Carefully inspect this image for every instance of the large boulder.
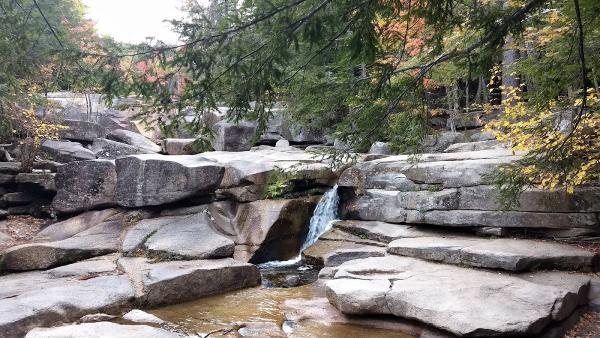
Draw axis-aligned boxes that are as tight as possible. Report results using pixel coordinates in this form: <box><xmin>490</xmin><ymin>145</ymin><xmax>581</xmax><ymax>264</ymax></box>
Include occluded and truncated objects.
<box><xmin>91</xmin><ymin>138</ymin><xmax>151</xmax><ymax>159</ymax></box>
<box><xmin>15</xmin><ymin>172</ymin><xmax>56</xmax><ymax>192</ymax></box>
<box><xmin>369</xmin><ymin>142</ymin><xmax>392</xmax><ymax>155</ymax></box>
<box><xmin>161</xmin><ymin>138</ymin><xmax>196</xmax><ymax>155</ymax></box>
<box><xmin>35</xmin><ymin>208</ymin><xmax>121</xmax><ymax>241</ymax></box>
<box><xmin>326</xmin><ymin>255</ymin><xmax>590</xmax><ymax>337</ymax></box>
<box><xmin>0</xmin><ymin>255</ymin><xmax>134</xmax><ymax>338</ymax></box>
<box><xmin>290</xmin><ymin>128</ymin><xmax>327</xmax><ymax>144</ymax></box>
<box><xmin>421</xmin><ymin>131</ymin><xmax>468</xmax><ymax>152</ymax></box>
<box><xmin>1</xmin><ymin>221</ymin><xmax>123</xmax><ymax>271</ymax></box>
<box><xmin>52</xmin><ymin>160</ymin><xmax>117</xmax><ymax>213</ymax></box>
<box><xmin>212</xmin><ymin>120</ymin><xmax>257</xmax><ymax>151</ymax></box>
<box><xmin>338</xmin><ymin>149</ymin><xmax>519</xmax><ymax>190</ymax></box>
<box><xmin>446</xmin><ymin>111</ymin><xmax>484</xmax><ymax>129</ymax></box>
<box><xmin>115</xmin><ymin>154</ymin><xmax>224</xmax><ymax>207</ymax></box>
<box><xmin>41</xmin><ymin>140</ymin><xmax>95</xmax><ymax>163</ymax></box>
<box><xmin>208</xmin><ymin>196</ymin><xmax>320</xmax><ymax>262</ymax></box>
<box><xmin>107</xmin><ymin>129</ymin><xmax>161</xmax><ymax>153</ymax></box>
<box><xmin>199</xmin><ymin>147</ymin><xmax>336</xmax><ymax>202</ymax></box>
<box><xmin>260</xmin><ymin>113</ymin><xmax>292</xmax><ymax>144</ymax></box>
<box><xmin>122</xmin><ymin>212</ymin><xmax>234</xmax><ymax>259</ymax></box>
<box><xmin>60</xmin><ymin>119</ymin><xmax>107</xmax><ymax>142</ymax></box>
<box><xmin>25</xmin><ymin>322</ymin><xmax>180</xmax><ymax>338</ymax></box>
<box><xmin>118</xmin><ymin>257</ymin><xmax>261</xmax><ymax>307</ymax></box>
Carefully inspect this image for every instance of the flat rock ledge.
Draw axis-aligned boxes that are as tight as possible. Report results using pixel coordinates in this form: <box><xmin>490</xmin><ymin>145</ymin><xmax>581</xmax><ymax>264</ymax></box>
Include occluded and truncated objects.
<box><xmin>0</xmin><ymin>255</ymin><xmax>260</xmax><ymax>337</ymax></box>
<box><xmin>326</xmin><ymin>256</ymin><xmax>591</xmax><ymax>337</ymax></box>
<box><xmin>25</xmin><ymin>322</ymin><xmax>181</xmax><ymax>338</ymax></box>
<box><xmin>115</xmin><ymin>154</ymin><xmax>225</xmax><ymax>207</ymax></box>
<box><xmin>118</xmin><ymin>257</ymin><xmax>260</xmax><ymax>307</ymax></box>
<box><xmin>387</xmin><ymin>235</ymin><xmax>599</xmax><ymax>272</ymax></box>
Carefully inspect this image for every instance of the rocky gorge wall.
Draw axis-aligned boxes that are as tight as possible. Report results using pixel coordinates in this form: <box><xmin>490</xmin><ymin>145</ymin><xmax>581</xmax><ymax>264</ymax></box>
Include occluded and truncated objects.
<box><xmin>0</xmin><ymin>97</ymin><xmax>599</xmax><ymax>337</ymax></box>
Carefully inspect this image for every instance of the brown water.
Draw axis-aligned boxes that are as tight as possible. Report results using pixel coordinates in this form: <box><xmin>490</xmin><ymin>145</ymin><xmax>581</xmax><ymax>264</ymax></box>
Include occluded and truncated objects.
<box><xmin>151</xmin><ymin>283</ymin><xmax>414</xmax><ymax>337</ymax></box>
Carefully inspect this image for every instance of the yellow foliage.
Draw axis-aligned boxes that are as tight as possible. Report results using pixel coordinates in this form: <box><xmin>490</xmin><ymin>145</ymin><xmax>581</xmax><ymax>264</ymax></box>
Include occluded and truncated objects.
<box><xmin>486</xmin><ymin>86</ymin><xmax>600</xmax><ymax>192</ymax></box>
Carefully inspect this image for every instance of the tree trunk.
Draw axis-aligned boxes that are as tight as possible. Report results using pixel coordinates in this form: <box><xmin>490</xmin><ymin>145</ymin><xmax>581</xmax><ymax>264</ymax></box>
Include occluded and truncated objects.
<box><xmin>501</xmin><ymin>35</ymin><xmax>520</xmax><ymax>104</ymax></box>
<box><xmin>446</xmin><ymin>86</ymin><xmax>456</xmax><ymax>132</ymax></box>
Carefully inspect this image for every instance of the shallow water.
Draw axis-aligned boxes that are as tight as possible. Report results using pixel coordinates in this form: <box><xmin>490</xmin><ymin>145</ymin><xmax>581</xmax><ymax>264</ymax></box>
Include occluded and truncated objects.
<box><xmin>150</xmin><ymin>283</ymin><xmax>412</xmax><ymax>338</ymax></box>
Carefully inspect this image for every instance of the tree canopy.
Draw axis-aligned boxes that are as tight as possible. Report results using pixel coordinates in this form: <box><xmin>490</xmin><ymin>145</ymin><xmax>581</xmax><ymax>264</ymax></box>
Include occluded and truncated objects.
<box><xmin>1</xmin><ymin>0</ymin><xmax>598</xmax><ymax>205</ymax></box>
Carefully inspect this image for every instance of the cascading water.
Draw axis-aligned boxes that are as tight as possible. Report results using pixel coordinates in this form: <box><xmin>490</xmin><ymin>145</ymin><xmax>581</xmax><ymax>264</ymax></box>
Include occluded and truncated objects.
<box><xmin>300</xmin><ymin>184</ymin><xmax>339</xmax><ymax>251</ymax></box>
<box><xmin>257</xmin><ymin>185</ymin><xmax>340</xmax><ymax>283</ymax></box>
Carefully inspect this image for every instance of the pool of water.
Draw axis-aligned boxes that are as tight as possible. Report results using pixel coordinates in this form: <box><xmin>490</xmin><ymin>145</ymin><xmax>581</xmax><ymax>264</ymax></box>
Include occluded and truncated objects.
<box><xmin>151</xmin><ymin>260</ymin><xmax>419</xmax><ymax>337</ymax></box>
<box><xmin>150</xmin><ymin>282</ymin><xmax>413</xmax><ymax>337</ymax></box>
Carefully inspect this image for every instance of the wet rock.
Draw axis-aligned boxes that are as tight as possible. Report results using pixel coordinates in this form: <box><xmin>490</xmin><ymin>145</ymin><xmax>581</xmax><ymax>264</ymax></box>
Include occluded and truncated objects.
<box><xmin>1</xmin><ymin>221</ymin><xmax>122</xmax><ymax>271</ymax></box>
<box><xmin>162</xmin><ymin>138</ymin><xmax>196</xmax><ymax>155</ymax></box>
<box><xmin>118</xmin><ymin>257</ymin><xmax>261</xmax><ymax>307</ymax></box>
<box><xmin>327</xmin><ymin>278</ymin><xmax>392</xmax><ymax>314</ymax></box>
<box><xmin>41</xmin><ymin>140</ymin><xmax>96</xmax><ymax>163</ymax></box>
<box><xmin>387</xmin><ymin>236</ymin><xmax>598</xmax><ymax>271</ymax></box>
<box><xmin>327</xmin><ymin>256</ymin><xmax>589</xmax><ymax>336</ymax></box>
<box><xmin>60</xmin><ymin>119</ymin><xmax>107</xmax><ymax>142</ymax></box>
<box><xmin>115</xmin><ymin>154</ymin><xmax>224</xmax><ymax>207</ymax></box>
<box><xmin>52</xmin><ymin>160</ymin><xmax>117</xmax><ymax>213</ymax></box>
<box><xmin>108</xmin><ymin>129</ymin><xmax>161</xmax><ymax>153</ymax></box>
<box><xmin>91</xmin><ymin>138</ymin><xmax>150</xmax><ymax>159</ymax></box>
<box><xmin>208</xmin><ymin>196</ymin><xmax>320</xmax><ymax>263</ymax></box>
<box><xmin>35</xmin><ymin>208</ymin><xmax>121</xmax><ymax>241</ymax></box>
<box><xmin>212</xmin><ymin>120</ymin><xmax>257</xmax><ymax>151</ymax></box>
<box><xmin>78</xmin><ymin>313</ymin><xmax>118</xmax><ymax>323</ymax></box>
<box><xmin>122</xmin><ymin>309</ymin><xmax>164</xmax><ymax>324</ymax></box>
<box><xmin>25</xmin><ymin>322</ymin><xmax>180</xmax><ymax>338</ymax></box>
<box><xmin>0</xmin><ymin>173</ymin><xmax>15</xmax><ymax>185</ymax></box>
<box><xmin>283</xmin><ymin>297</ymin><xmax>450</xmax><ymax>337</ymax></box>
<box><xmin>238</xmin><ymin>321</ymin><xmax>286</xmax><ymax>337</ymax></box>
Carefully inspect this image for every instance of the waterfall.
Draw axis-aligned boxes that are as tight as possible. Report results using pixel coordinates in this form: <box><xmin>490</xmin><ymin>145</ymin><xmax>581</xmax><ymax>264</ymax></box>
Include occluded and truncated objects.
<box><xmin>258</xmin><ymin>185</ymin><xmax>340</xmax><ymax>268</ymax></box>
<box><xmin>300</xmin><ymin>185</ymin><xmax>339</xmax><ymax>251</ymax></box>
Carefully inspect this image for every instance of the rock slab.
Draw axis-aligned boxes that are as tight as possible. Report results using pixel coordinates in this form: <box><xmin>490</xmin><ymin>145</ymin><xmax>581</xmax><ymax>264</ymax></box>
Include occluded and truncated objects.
<box><xmin>52</xmin><ymin>160</ymin><xmax>117</xmax><ymax>213</ymax></box>
<box><xmin>115</xmin><ymin>154</ymin><xmax>224</xmax><ymax>207</ymax></box>
<box><xmin>327</xmin><ymin>256</ymin><xmax>590</xmax><ymax>336</ymax></box>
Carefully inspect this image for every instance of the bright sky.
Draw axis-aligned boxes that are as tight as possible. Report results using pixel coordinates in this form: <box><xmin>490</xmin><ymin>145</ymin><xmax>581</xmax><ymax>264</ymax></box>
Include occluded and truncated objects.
<box><xmin>82</xmin><ymin>0</ymin><xmax>199</xmax><ymax>44</ymax></box>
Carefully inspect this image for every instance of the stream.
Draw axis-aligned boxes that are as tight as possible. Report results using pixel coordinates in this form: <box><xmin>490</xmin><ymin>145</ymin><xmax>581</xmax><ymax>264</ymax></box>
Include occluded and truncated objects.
<box><xmin>150</xmin><ymin>186</ymin><xmax>414</xmax><ymax>337</ymax></box>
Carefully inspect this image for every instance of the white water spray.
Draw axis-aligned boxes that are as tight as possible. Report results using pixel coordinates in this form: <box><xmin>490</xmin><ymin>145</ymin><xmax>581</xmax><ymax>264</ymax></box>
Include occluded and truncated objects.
<box><xmin>300</xmin><ymin>185</ymin><xmax>339</xmax><ymax>251</ymax></box>
<box><xmin>258</xmin><ymin>185</ymin><xmax>340</xmax><ymax>268</ymax></box>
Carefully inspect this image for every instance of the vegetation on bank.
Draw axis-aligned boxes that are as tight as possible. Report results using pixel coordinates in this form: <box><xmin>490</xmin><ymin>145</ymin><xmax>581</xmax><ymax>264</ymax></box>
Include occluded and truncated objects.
<box><xmin>0</xmin><ymin>0</ymin><xmax>598</xmax><ymax>206</ymax></box>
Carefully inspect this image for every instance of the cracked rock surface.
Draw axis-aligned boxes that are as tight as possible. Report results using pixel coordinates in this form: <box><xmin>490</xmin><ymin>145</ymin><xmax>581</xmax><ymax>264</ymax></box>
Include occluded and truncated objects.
<box><xmin>326</xmin><ymin>255</ymin><xmax>591</xmax><ymax>336</ymax></box>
